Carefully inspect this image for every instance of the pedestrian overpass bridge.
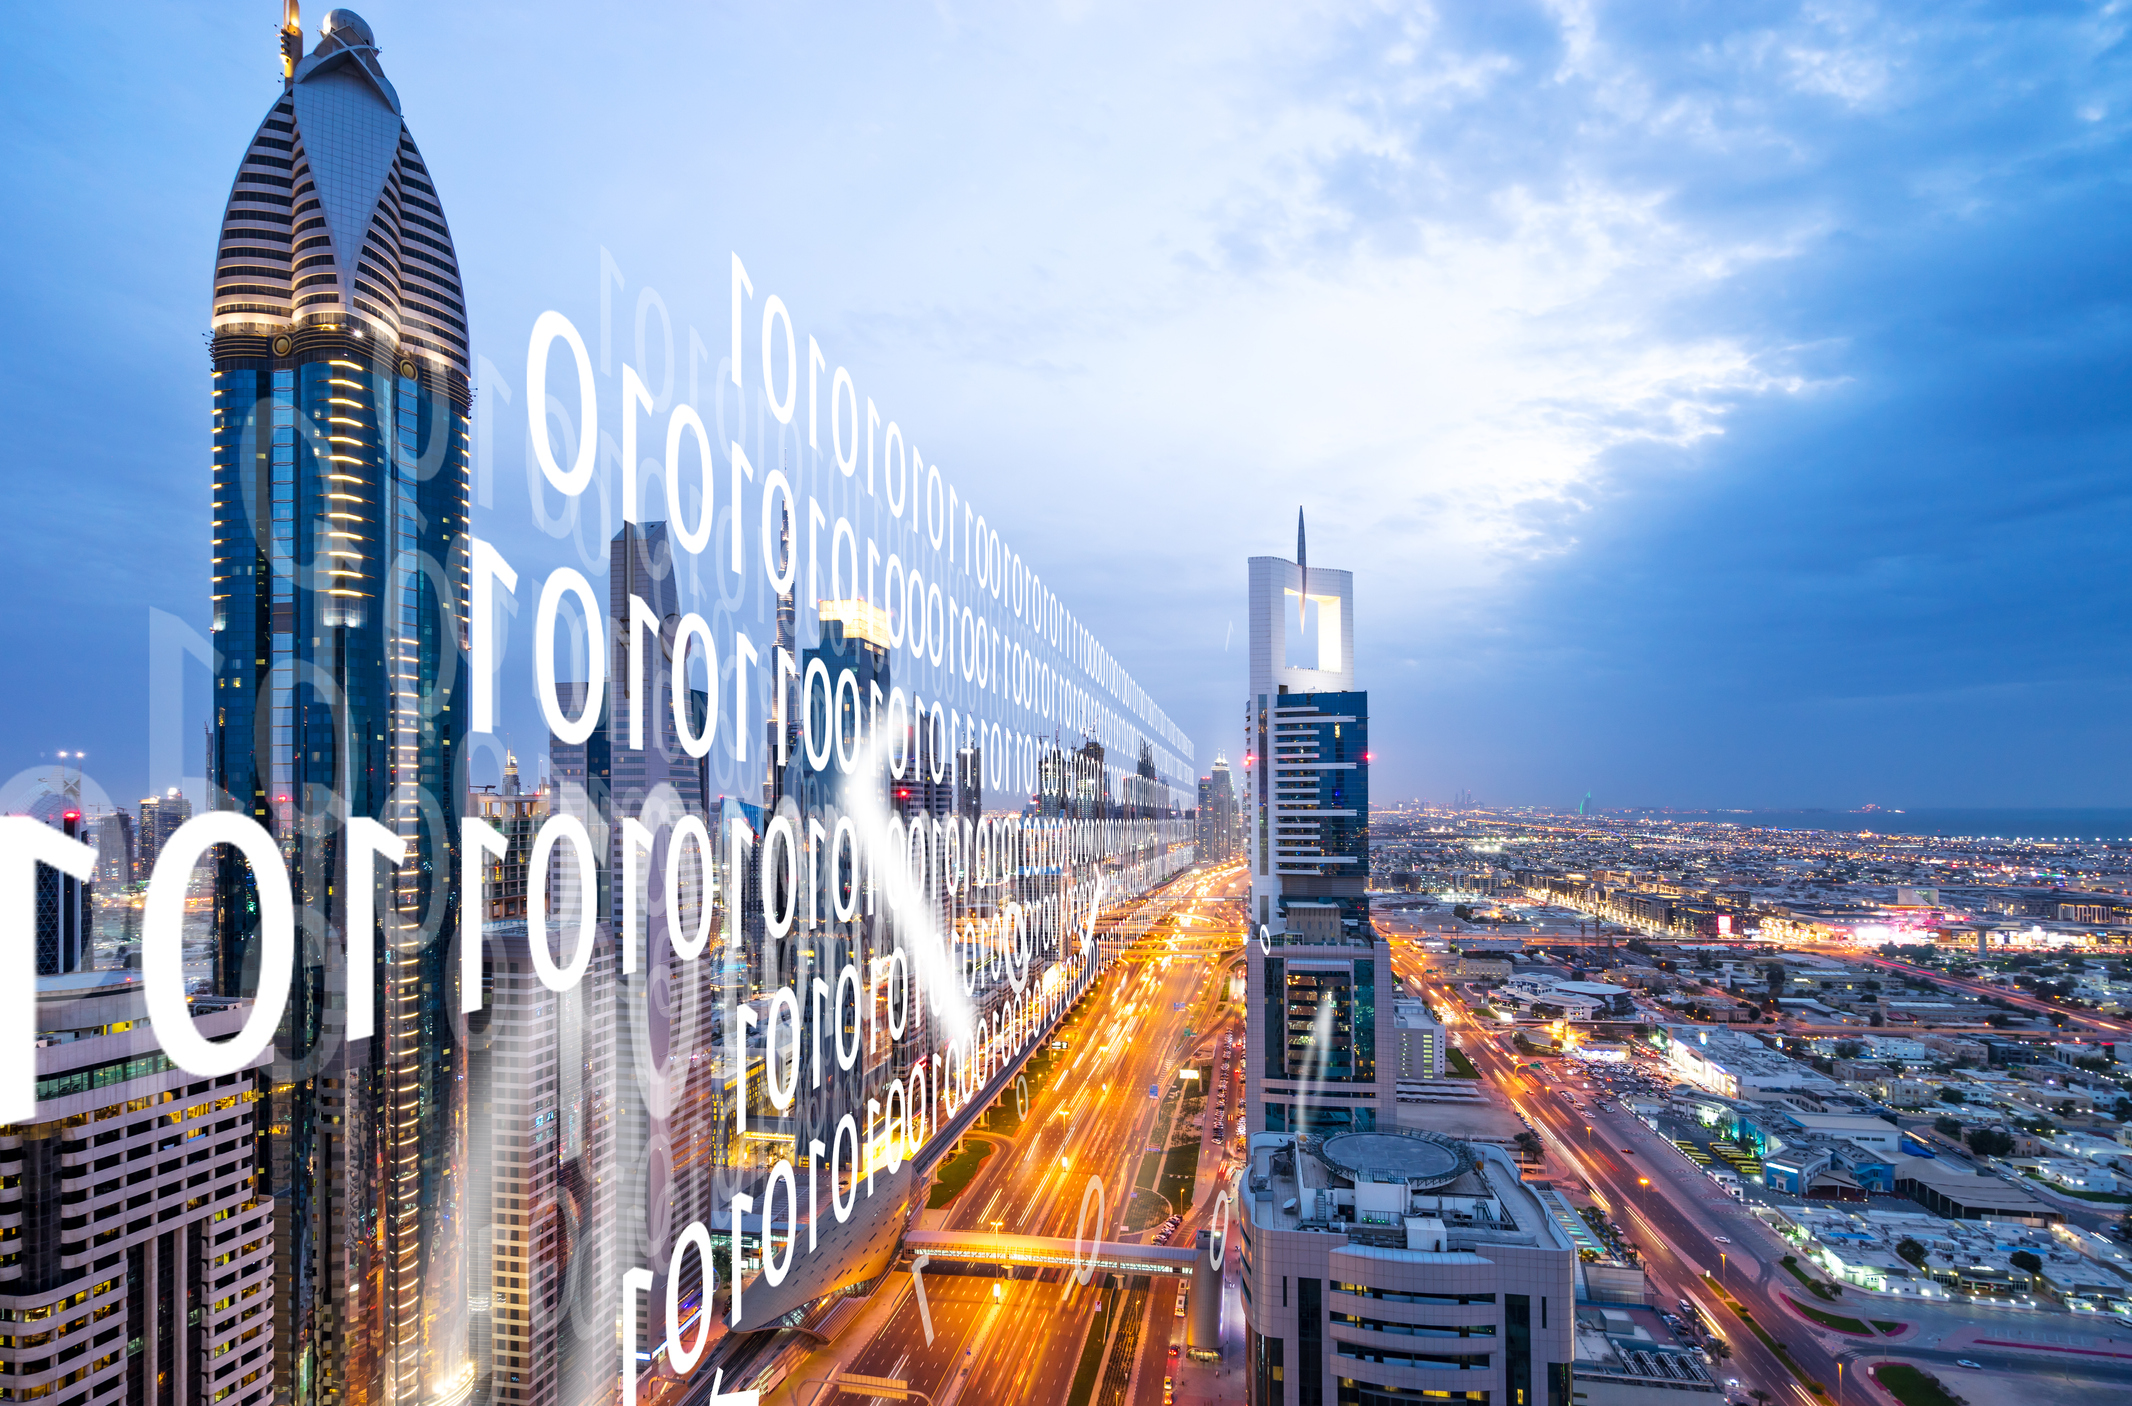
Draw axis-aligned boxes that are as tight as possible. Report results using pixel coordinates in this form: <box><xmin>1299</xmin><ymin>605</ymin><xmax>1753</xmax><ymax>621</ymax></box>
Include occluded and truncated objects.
<box><xmin>903</xmin><ymin>1229</ymin><xmax>1200</xmax><ymax>1277</ymax></box>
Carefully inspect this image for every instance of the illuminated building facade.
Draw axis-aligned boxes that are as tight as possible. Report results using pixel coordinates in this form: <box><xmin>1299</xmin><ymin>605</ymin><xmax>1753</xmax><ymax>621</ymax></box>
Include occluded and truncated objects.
<box><xmin>1239</xmin><ymin>1131</ymin><xmax>1576</xmax><ymax>1406</ymax></box>
<box><xmin>1198</xmin><ymin>754</ymin><xmax>1238</xmax><ymax>864</ymax></box>
<box><xmin>32</xmin><ymin>807</ymin><xmax>93</xmax><ymax>976</ymax></box>
<box><xmin>1242</xmin><ymin>519</ymin><xmax>1392</xmax><ymax>1139</ymax></box>
<box><xmin>133</xmin><ymin>794</ymin><xmax>190</xmax><ymax>885</ymax></box>
<box><xmin>1244</xmin><ymin>522</ymin><xmax>1358</xmax><ymax>935</ymax></box>
<box><xmin>471</xmin><ymin>757</ymin><xmax>544</xmax><ymax>923</ymax></box>
<box><xmin>2</xmin><ymin>972</ymin><xmax>275</xmax><ymax>1406</ymax></box>
<box><xmin>205</xmin><ymin>12</ymin><xmax>471</xmax><ymax>1406</ymax></box>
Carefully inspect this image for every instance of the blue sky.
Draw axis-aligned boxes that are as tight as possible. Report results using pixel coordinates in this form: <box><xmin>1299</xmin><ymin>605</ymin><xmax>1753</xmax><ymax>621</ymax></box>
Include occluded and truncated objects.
<box><xmin>3</xmin><ymin>1</ymin><xmax>2129</xmax><ymax>812</ymax></box>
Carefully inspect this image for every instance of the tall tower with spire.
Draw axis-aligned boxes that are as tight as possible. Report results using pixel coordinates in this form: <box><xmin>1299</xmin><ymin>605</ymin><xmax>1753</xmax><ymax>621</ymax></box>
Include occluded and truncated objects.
<box><xmin>1241</xmin><ymin>511</ymin><xmax>1387</xmax><ymax>1131</ymax></box>
<box><xmin>207</xmin><ymin>10</ymin><xmax>471</xmax><ymax>1406</ymax></box>
<box><xmin>1245</xmin><ymin>509</ymin><xmax>1355</xmax><ymax>932</ymax></box>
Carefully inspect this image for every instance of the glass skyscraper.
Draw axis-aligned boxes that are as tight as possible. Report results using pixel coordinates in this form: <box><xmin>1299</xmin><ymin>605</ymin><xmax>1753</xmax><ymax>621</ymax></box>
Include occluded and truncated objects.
<box><xmin>206</xmin><ymin>11</ymin><xmax>471</xmax><ymax>1406</ymax></box>
<box><xmin>1242</xmin><ymin>531</ymin><xmax>1396</xmax><ymax>1136</ymax></box>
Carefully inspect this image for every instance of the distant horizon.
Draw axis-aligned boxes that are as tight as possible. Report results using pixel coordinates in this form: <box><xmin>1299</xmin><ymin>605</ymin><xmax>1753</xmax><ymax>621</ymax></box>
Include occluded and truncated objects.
<box><xmin>1387</xmin><ymin>803</ymin><xmax>2132</xmax><ymax>843</ymax></box>
<box><xmin>1407</xmin><ymin>804</ymin><xmax>2132</xmax><ymax>814</ymax></box>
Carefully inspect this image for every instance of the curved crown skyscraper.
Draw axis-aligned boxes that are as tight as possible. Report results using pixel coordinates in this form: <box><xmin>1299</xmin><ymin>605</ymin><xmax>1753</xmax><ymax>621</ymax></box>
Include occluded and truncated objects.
<box><xmin>212</xmin><ymin>8</ymin><xmax>469</xmax><ymax>374</ymax></box>
<box><xmin>208</xmin><ymin>9</ymin><xmax>470</xmax><ymax>1406</ymax></box>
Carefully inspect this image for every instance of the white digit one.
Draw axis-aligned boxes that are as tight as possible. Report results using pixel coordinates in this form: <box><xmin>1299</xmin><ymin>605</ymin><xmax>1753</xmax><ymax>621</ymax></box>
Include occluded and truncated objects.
<box><xmin>0</xmin><ymin>819</ymin><xmax>96</xmax><ymax>1121</ymax></box>
<box><xmin>460</xmin><ymin>817</ymin><xmax>507</xmax><ymax>1012</ymax></box>
<box><xmin>343</xmin><ymin>818</ymin><xmax>406</xmax><ymax>1042</ymax></box>
<box><xmin>621</xmin><ymin>1267</ymin><xmax>655</xmax><ymax>1406</ymax></box>
<box><xmin>144</xmin><ymin>813</ymin><xmax>293</xmax><ymax>1079</ymax></box>
<box><xmin>469</xmin><ymin>537</ymin><xmax>517</xmax><ymax>735</ymax></box>
<box><xmin>620</xmin><ymin>816</ymin><xmax>654</xmax><ymax>976</ymax></box>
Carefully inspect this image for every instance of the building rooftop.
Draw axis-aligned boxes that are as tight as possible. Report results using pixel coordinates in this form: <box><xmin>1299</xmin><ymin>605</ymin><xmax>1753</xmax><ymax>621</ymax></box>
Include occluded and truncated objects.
<box><xmin>1317</xmin><ymin>1129</ymin><xmax>1467</xmax><ymax>1188</ymax></box>
<box><xmin>1573</xmin><ymin>1305</ymin><xmax>1720</xmax><ymax>1396</ymax></box>
<box><xmin>1245</xmin><ymin>1130</ymin><xmax>1575</xmax><ymax>1255</ymax></box>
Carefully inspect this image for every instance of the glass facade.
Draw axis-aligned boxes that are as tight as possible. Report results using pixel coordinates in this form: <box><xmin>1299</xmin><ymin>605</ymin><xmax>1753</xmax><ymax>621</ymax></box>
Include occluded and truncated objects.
<box><xmin>209</xmin><ymin>332</ymin><xmax>471</xmax><ymax>1406</ymax></box>
<box><xmin>1506</xmin><ymin>1295</ymin><xmax>1530</xmax><ymax>1406</ymax></box>
<box><xmin>1271</xmin><ymin>960</ymin><xmax>1374</xmax><ymax>1084</ymax></box>
<box><xmin>1299</xmin><ymin>1277</ymin><xmax>1323</xmax><ymax>1406</ymax></box>
<box><xmin>1250</xmin><ymin>1326</ymin><xmax>1284</xmax><ymax>1406</ymax></box>
<box><xmin>1269</xmin><ymin>690</ymin><xmax>1368</xmax><ymax>929</ymax></box>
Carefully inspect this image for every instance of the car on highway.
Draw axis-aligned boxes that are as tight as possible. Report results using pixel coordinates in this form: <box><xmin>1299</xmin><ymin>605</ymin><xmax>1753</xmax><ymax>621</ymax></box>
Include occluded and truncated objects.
<box><xmin>1713</xmin><ymin>1235</ymin><xmax>1730</xmax><ymax>1243</ymax></box>
<box><xmin>1956</xmin><ymin>1361</ymin><xmax>1981</xmax><ymax>1370</ymax></box>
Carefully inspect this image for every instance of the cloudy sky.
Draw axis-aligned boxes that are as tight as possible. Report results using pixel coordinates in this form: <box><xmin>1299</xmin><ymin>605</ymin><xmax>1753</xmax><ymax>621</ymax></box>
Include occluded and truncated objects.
<box><xmin>5</xmin><ymin>1</ymin><xmax>2130</xmax><ymax>811</ymax></box>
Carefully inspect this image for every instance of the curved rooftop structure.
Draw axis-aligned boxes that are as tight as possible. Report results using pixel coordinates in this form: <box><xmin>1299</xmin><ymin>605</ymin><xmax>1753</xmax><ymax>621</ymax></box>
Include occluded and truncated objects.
<box><xmin>1316</xmin><ymin>1128</ymin><xmax>1470</xmax><ymax>1189</ymax></box>
<box><xmin>212</xmin><ymin>7</ymin><xmax>468</xmax><ymax>379</ymax></box>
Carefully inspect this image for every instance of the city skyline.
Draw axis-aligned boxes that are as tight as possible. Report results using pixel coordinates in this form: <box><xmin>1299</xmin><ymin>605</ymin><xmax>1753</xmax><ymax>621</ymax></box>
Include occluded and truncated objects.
<box><xmin>12</xmin><ymin>11</ymin><xmax>2132</xmax><ymax>1406</ymax></box>
<box><xmin>8</xmin><ymin>4</ymin><xmax>2132</xmax><ymax>811</ymax></box>
<box><xmin>17</xmin><ymin>14</ymin><xmax>2132</xmax><ymax>1406</ymax></box>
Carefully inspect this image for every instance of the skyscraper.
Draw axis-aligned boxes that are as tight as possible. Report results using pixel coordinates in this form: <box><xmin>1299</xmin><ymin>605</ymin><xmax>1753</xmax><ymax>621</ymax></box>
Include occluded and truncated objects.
<box><xmin>96</xmin><ymin>806</ymin><xmax>136</xmax><ymax>887</ymax></box>
<box><xmin>31</xmin><ymin>805</ymin><xmax>93</xmax><ymax>976</ymax></box>
<box><xmin>1237</xmin><ymin>522</ymin><xmax>1576</xmax><ymax>1406</ymax></box>
<box><xmin>206</xmin><ymin>10</ymin><xmax>471</xmax><ymax>1406</ymax></box>
<box><xmin>1196</xmin><ymin>753</ymin><xmax>1237</xmax><ymax>864</ymax></box>
<box><xmin>471</xmin><ymin>754</ymin><xmax>545</xmax><ymax>922</ymax></box>
<box><xmin>1241</xmin><ymin>517</ymin><xmax>1390</xmax><ymax>1135</ymax></box>
<box><xmin>135</xmin><ymin>790</ymin><xmax>191</xmax><ymax>884</ymax></box>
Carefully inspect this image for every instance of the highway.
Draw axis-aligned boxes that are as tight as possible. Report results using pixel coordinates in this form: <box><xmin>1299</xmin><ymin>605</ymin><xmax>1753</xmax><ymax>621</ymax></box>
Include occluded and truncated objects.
<box><xmin>813</xmin><ymin>864</ymin><xmax>1246</xmax><ymax>1405</ymax></box>
<box><xmin>1839</xmin><ymin>949</ymin><xmax>2132</xmax><ymax>1037</ymax></box>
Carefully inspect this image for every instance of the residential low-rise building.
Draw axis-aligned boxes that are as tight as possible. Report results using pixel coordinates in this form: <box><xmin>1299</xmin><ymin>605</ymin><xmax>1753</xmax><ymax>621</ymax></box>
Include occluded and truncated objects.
<box><xmin>1570</xmin><ymin>1304</ymin><xmax>1721</xmax><ymax>1406</ymax></box>
<box><xmin>2032</xmin><ymin>1160</ymin><xmax>2117</xmax><ymax>1194</ymax></box>
<box><xmin>1894</xmin><ymin>1157</ymin><xmax>2061</xmax><ymax>1225</ymax></box>
<box><xmin>1393</xmin><ymin>1001</ymin><xmax>1447</xmax><ymax>1080</ymax></box>
<box><xmin>1778</xmin><ymin>1113</ymin><xmax>1902</xmax><ymax>1156</ymax></box>
<box><xmin>1664</xmin><ymin>1026</ymin><xmax>1838</xmax><ymax>1100</ymax></box>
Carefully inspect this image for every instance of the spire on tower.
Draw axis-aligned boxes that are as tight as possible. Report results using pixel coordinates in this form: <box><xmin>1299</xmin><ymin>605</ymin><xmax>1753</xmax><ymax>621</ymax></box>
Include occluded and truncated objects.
<box><xmin>280</xmin><ymin>2</ymin><xmax>303</xmax><ymax>85</ymax></box>
<box><xmin>1297</xmin><ymin>506</ymin><xmax>1308</xmax><ymax>629</ymax></box>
